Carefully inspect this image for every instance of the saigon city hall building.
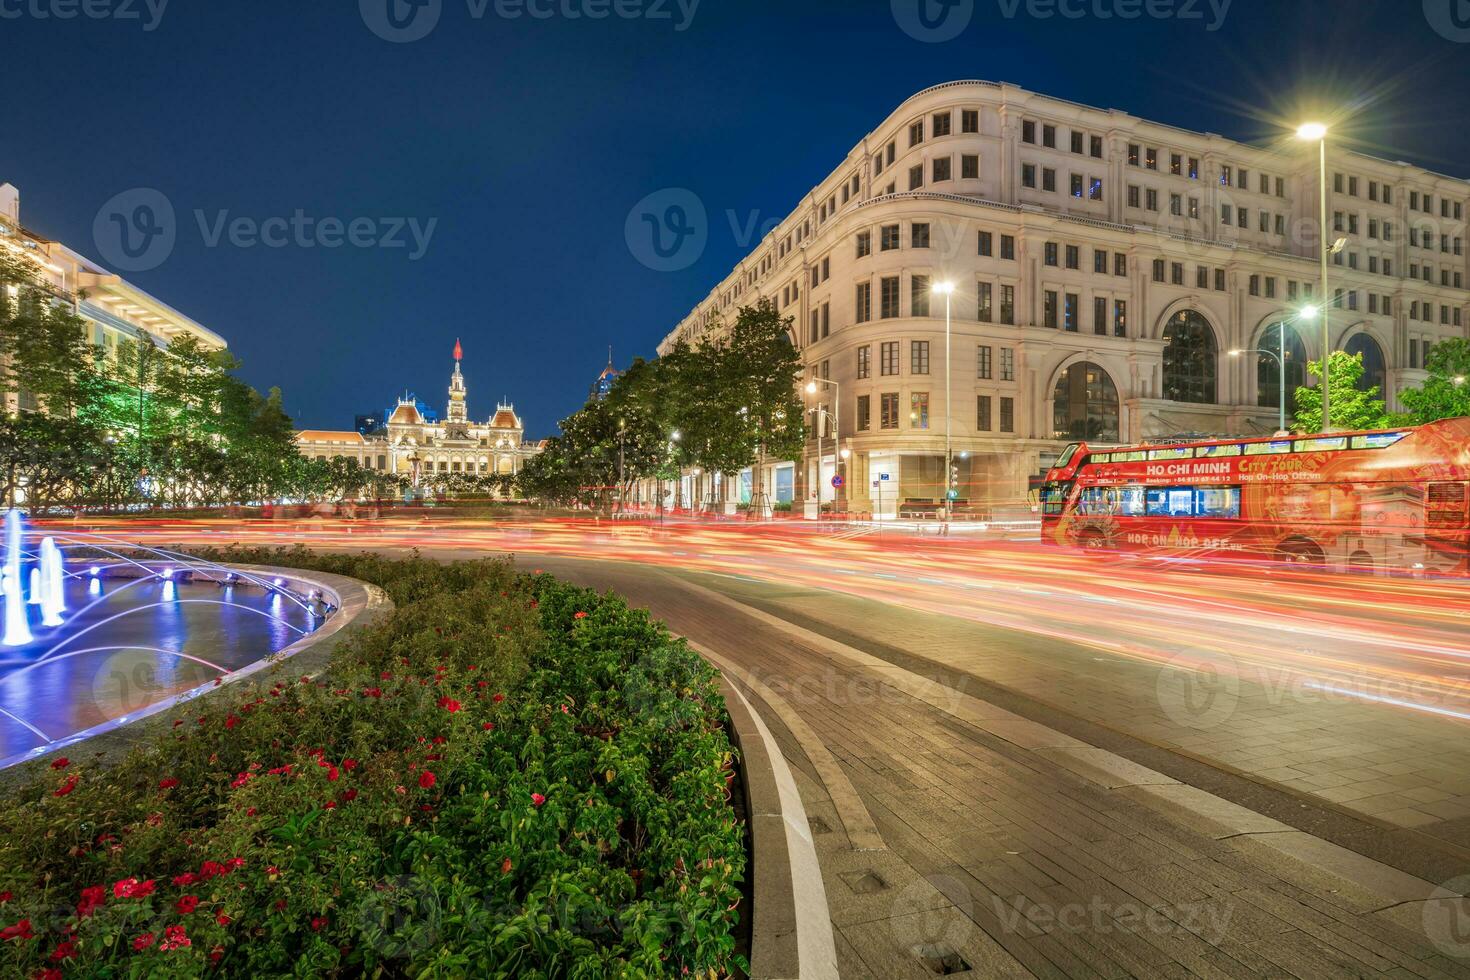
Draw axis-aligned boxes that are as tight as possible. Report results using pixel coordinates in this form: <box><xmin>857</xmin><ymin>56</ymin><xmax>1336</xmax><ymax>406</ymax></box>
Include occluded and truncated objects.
<box><xmin>658</xmin><ymin>81</ymin><xmax>1469</xmax><ymax>517</ymax></box>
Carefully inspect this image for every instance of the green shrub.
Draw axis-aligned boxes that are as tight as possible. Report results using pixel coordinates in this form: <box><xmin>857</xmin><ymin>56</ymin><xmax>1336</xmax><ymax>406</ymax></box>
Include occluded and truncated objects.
<box><xmin>0</xmin><ymin>549</ymin><xmax>744</xmax><ymax>978</ymax></box>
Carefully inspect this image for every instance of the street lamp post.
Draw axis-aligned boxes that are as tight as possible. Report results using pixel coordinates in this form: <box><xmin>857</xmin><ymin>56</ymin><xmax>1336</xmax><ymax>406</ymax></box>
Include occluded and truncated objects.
<box><xmin>1230</xmin><ymin>307</ymin><xmax>1315</xmax><ymax>434</ymax></box>
<box><xmin>1297</xmin><ymin>122</ymin><xmax>1331</xmax><ymax>431</ymax></box>
<box><xmin>932</xmin><ymin>281</ymin><xmax>955</xmax><ymax>519</ymax></box>
<box><xmin>805</xmin><ymin>377</ymin><xmax>842</xmax><ymax>513</ymax></box>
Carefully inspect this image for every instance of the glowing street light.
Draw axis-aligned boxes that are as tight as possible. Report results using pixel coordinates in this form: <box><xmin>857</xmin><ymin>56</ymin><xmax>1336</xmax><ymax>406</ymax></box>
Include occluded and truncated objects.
<box><xmin>1297</xmin><ymin>122</ymin><xmax>1332</xmax><ymax>431</ymax></box>
<box><xmin>806</xmin><ymin>376</ymin><xmax>842</xmax><ymax>511</ymax></box>
<box><xmin>932</xmin><ymin>281</ymin><xmax>956</xmax><ymax>518</ymax></box>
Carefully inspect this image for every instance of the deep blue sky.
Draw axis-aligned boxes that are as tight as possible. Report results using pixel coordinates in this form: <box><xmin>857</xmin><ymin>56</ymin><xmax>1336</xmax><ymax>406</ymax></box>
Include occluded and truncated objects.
<box><xmin>5</xmin><ymin>0</ymin><xmax>1468</xmax><ymax>435</ymax></box>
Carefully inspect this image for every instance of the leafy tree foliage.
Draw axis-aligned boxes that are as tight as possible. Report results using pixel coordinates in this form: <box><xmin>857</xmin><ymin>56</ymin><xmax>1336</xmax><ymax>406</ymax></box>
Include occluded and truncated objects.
<box><xmin>1398</xmin><ymin>338</ymin><xmax>1470</xmax><ymax>424</ymax></box>
<box><xmin>1291</xmin><ymin>351</ymin><xmax>1398</xmax><ymax>432</ymax></box>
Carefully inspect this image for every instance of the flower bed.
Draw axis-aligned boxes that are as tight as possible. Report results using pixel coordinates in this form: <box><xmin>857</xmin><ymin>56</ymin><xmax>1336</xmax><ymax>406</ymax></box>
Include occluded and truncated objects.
<box><xmin>0</xmin><ymin>549</ymin><xmax>745</xmax><ymax>978</ymax></box>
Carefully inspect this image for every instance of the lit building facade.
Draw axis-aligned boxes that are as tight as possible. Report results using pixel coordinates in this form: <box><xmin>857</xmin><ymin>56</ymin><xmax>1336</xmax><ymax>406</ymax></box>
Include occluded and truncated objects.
<box><xmin>657</xmin><ymin>81</ymin><xmax>1469</xmax><ymax>517</ymax></box>
<box><xmin>0</xmin><ymin>182</ymin><xmax>226</xmax><ymax>414</ymax></box>
<box><xmin>295</xmin><ymin>341</ymin><xmax>542</xmax><ymax>483</ymax></box>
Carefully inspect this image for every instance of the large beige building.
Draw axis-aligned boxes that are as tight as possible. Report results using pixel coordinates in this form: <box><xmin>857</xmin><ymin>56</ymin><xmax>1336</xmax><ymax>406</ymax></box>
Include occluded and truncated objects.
<box><xmin>296</xmin><ymin>341</ymin><xmax>541</xmax><ymax>484</ymax></box>
<box><xmin>0</xmin><ymin>182</ymin><xmax>225</xmax><ymax>414</ymax></box>
<box><xmin>658</xmin><ymin>81</ymin><xmax>1469</xmax><ymax>517</ymax></box>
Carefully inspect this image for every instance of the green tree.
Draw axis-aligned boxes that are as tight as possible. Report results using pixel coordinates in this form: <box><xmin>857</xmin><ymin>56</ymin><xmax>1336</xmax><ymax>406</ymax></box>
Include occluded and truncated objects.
<box><xmin>721</xmin><ymin>302</ymin><xmax>803</xmax><ymax>511</ymax></box>
<box><xmin>1292</xmin><ymin>350</ymin><xmax>1397</xmax><ymax>432</ymax></box>
<box><xmin>1398</xmin><ymin>338</ymin><xmax>1470</xmax><ymax>424</ymax></box>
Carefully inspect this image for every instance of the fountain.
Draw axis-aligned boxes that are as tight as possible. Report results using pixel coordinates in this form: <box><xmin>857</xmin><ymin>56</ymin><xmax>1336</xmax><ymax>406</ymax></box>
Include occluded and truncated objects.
<box><xmin>0</xmin><ymin>512</ymin><xmax>334</xmax><ymax>768</ymax></box>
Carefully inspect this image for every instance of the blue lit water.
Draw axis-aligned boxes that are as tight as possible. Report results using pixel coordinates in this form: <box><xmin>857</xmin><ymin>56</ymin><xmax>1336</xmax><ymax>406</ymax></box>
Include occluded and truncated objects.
<box><xmin>0</xmin><ymin>576</ymin><xmax>313</xmax><ymax>762</ymax></box>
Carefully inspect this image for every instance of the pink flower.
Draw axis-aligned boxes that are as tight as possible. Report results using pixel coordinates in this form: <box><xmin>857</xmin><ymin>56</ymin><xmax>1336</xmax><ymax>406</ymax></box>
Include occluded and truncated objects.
<box><xmin>50</xmin><ymin>757</ymin><xmax>70</xmax><ymax>770</ymax></box>
<box><xmin>531</xmin><ymin>793</ymin><xmax>546</xmax><ymax>807</ymax></box>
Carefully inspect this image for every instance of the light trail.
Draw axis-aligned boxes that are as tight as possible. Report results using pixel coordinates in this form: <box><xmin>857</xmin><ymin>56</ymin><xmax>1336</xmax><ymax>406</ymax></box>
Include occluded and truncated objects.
<box><xmin>47</xmin><ymin>514</ymin><xmax>1470</xmax><ymax>726</ymax></box>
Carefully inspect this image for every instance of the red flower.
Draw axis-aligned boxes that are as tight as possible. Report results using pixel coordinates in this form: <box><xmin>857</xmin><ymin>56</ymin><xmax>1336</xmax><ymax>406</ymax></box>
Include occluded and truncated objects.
<box><xmin>342</xmin><ymin>758</ymin><xmax>358</xmax><ymax>771</ymax></box>
<box><xmin>225</xmin><ymin>715</ymin><xmax>240</xmax><ymax>730</ymax></box>
<box><xmin>501</xmin><ymin>857</ymin><xmax>512</xmax><ymax>874</ymax></box>
<box><xmin>230</xmin><ymin>772</ymin><xmax>252</xmax><ymax>789</ymax></box>
<box><xmin>531</xmin><ymin>792</ymin><xmax>546</xmax><ymax>807</ymax></box>
<box><xmin>53</xmin><ymin>775</ymin><xmax>78</xmax><ymax>797</ymax></box>
<box><xmin>215</xmin><ymin>912</ymin><xmax>231</xmax><ymax>926</ymax></box>
<box><xmin>573</xmin><ymin>611</ymin><xmax>588</xmax><ymax>620</ymax></box>
<box><xmin>132</xmin><ymin>932</ymin><xmax>155</xmax><ymax>951</ymax></box>
<box><xmin>482</xmin><ymin>722</ymin><xmax>495</xmax><ymax>731</ymax></box>
<box><xmin>76</xmin><ymin>886</ymin><xmax>106</xmax><ymax>918</ymax></box>
<box><xmin>324</xmin><ymin>801</ymin><xmax>336</xmax><ymax>810</ymax></box>
<box><xmin>50</xmin><ymin>939</ymin><xmax>76</xmax><ymax>962</ymax></box>
<box><xmin>50</xmin><ymin>757</ymin><xmax>69</xmax><ymax>770</ymax></box>
<box><xmin>172</xmin><ymin>872</ymin><xmax>197</xmax><ymax>887</ymax></box>
<box><xmin>326</xmin><ymin>766</ymin><xmax>340</xmax><ymax>782</ymax></box>
<box><xmin>560</xmin><ymin>704</ymin><xmax>570</xmax><ymax>714</ymax></box>
<box><xmin>310</xmin><ymin>917</ymin><xmax>327</xmax><ymax>931</ymax></box>
<box><xmin>0</xmin><ymin>891</ymin><xmax>10</xmax><ymax>903</ymax></box>
<box><xmin>418</xmin><ymin>770</ymin><xmax>436</xmax><ymax>790</ymax></box>
<box><xmin>343</xmin><ymin>789</ymin><xmax>358</xmax><ymax>802</ymax></box>
<box><xmin>437</xmin><ymin>696</ymin><xmax>461</xmax><ymax>713</ymax></box>
<box><xmin>112</xmin><ymin>878</ymin><xmax>155</xmax><ymax>900</ymax></box>
<box><xmin>160</xmin><ymin>924</ymin><xmax>191</xmax><ymax>951</ymax></box>
<box><xmin>158</xmin><ymin>778</ymin><xmax>179</xmax><ymax>790</ymax></box>
<box><xmin>37</xmin><ymin>969</ymin><xmax>62</xmax><ymax>980</ymax></box>
<box><xmin>225</xmin><ymin>857</ymin><xmax>246</xmax><ymax>871</ymax></box>
<box><xmin>0</xmin><ymin>918</ymin><xmax>33</xmax><ymax>941</ymax></box>
<box><xmin>175</xmin><ymin>895</ymin><xmax>199</xmax><ymax>915</ymax></box>
<box><xmin>493</xmin><ymin>693</ymin><xmax>505</xmax><ymax>703</ymax></box>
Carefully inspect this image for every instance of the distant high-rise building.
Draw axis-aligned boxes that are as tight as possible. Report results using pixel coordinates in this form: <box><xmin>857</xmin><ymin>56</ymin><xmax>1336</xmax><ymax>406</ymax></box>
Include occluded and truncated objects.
<box><xmin>588</xmin><ymin>348</ymin><xmax>620</xmax><ymax>402</ymax></box>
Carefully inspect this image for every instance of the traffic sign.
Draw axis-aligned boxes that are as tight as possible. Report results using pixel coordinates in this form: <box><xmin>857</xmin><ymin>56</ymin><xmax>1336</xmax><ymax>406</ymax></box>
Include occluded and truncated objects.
<box><xmin>879</xmin><ymin>472</ymin><xmax>890</xmax><ymax>481</ymax></box>
<box><xmin>871</xmin><ymin>480</ymin><xmax>881</xmax><ymax>488</ymax></box>
<box><xmin>831</xmin><ymin>474</ymin><xmax>844</xmax><ymax>488</ymax></box>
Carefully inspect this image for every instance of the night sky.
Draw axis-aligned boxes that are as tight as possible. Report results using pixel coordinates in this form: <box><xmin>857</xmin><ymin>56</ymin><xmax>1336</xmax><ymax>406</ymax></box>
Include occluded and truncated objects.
<box><xmin>5</xmin><ymin>0</ymin><xmax>1468</xmax><ymax>436</ymax></box>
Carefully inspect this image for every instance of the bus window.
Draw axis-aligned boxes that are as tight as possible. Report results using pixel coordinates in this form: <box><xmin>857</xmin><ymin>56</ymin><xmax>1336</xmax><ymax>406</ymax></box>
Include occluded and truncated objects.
<box><xmin>1244</xmin><ymin>440</ymin><xmax>1291</xmax><ymax>456</ymax></box>
<box><xmin>1145</xmin><ymin>486</ymin><xmax>1195</xmax><ymax>516</ymax></box>
<box><xmin>1197</xmin><ymin>443</ymin><xmax>1242</xmax><ymax>458</ymax></box>
<box><xmin>1294</xmin><ymin>436</ymin><xmax>1348</xmax><ymax>452</ymax></box>
<box><xmin>1114</xmin><ymin>450</ymin><xmax>1147</xmax><ymax>462</ymax></box>
<box><xmin>1078</xmin><ymin>486</ymin><xmax>1145</xmax><ymax>516</ymax></box>
<box><xmin>1054</xmin><ymin>444</ymin><xmax>1080</xmax><ymax>469</ymax></box>
<box><xmin>1090</xmin><ymin>453</ymin><xmax>1113</xmax><ymax>464</ymax></box>
<box><xmin>1350</xmin><ymin>432</ymin><xmax>1407</xmax><ymax>450</ymax></box>
<box><xmin>1147</xmin><ymin>447</ymin><xmax>1193</xmax><ymax>461</ymax></box>
<box><xmin>1118</xmin><ymin>486</ymin><xmax>1146</xmax><ymax>516</ymax></box>
<box><xmin>1195</xmin><ymin>487</ymin><xmax>1241</xmax><ymax>518</ymax></box>
<box><xmin>1041</xmin><ymin>482</ymin><xmax>1069</xmax><ymax>516</ymax></box>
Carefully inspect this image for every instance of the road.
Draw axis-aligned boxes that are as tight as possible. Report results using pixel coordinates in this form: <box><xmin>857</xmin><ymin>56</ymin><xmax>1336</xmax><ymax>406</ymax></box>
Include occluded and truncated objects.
<box><xmin>41</xmin><ymin>514</ymin><xmax>1470</xmax><ymax>976</ymax></box>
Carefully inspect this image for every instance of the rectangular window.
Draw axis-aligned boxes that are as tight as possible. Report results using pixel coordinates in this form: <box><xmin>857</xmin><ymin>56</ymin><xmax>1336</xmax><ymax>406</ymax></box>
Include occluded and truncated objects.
<box><xmin>880</xmin><ymin>392</ymin><xmax>899</xmax><ymax>429</ymax></box>
<box><xmin>909</xmin><ymin>120</ymin><xmax>924</xmax><ymax>146</ymax></box>
<box><xmin>821</xmin><ymin>302</ymin><xmax>830</xmax><ymax>338</ymax></box>
<box><xmin>978</xmin><ymin>230</ymin><xmax>993</xmax><ymax>256</ymax></box>
<box><xmin>1093</xmin><ymin>296</ymin><xmax>1107</xmax><ymax>336</ymax></box>
<box><xmin>911</xmin><ymin>392</ymin><xmax>929</xmax><ymax>429</ymax></box>
<box><xmin>1000</xmin><ymin>235</ymin><xmax>1015</xmax><ymax>260</ymax></box>
<box><xmin>880</xmin><ymin>278</ymin><xmax>900</xmax><ymax>319</ymax></box>
<box><xmin>1000</xmin><ymin>285</ymin><xmax>1015</xmax><ymax>324</ymax></box>
<box><xmin>1000</xmin><ymin>397</ymin><xmax>1014</xmax><ymax>433</ymax></box>
<box><xmin>1000</xmin><ymin>348</ymin><xmax>1014</xmax><ymax>381</ymax></box>
<box><xmin>1044</xmin><ymin>242</ymin><xmax>1058</xmax><ymax>266</ymax></box>
<box><xmin>1064</xmin><ymin>292</ymin><xmax>1079</xmax><ymax>332</ymax></box>
<box><xmin>1090</xmin><ymin>134</ymin><xmax>1103</xmax><ymax>158</ymax></box>
<box><xmin>1021</xmin><ymin>163</ymin><xmax>1036</xmax><ymax>189</ymax></box>
<box><xmin>977</xmin><ymin>282</ymin><xmax>993</xmax><ymax>322</ymax></box>
<box><xmin>1113</xmin><ymin>299</ymin><xmax>1127</xmax><ymax>337</ymax></box>
<box><xmin>932</xmin><ymin>157</ymin><xmax>951</xmax><ymax>182</ymax></box>
<box><xmin>1114</xmin><ymin>253</ymin><xmax>1127</xmax><ymax>277</ymax></box>
<box><xmin>1127</xmin><ymin>143</ymin><xmax>1139</xmax><ymax>166</ymax></box>
<box><xmin>1214</xmin><ymin>268</ymin><xmax>1226</xmax><ymax>291</ymax></box>
<box><xmin>856</xmin><ymin>395</ymin><xmax>870</xmax><ymax>431</ymax></box>
<box><xmin>912</xmin><ymin>223</ymin><xmax>931</xmax><ymax>248</ymax></box>
<box><xmin>1128</xmin><ymin>185</ymin><xmax>1140</xmax><ymax>208</ymax></box>
<box><xmin>1070</xmin><ymin>130</ymin><xmax>1083</xmax><ymax>154</ymax></box>
<box><xmin>977</xmin><ymin>395</ymin><xmax>992</xmax><ymax>431</ymax></box>
<box><xmin>1171</xmin><ymin>262</ymin><xmax>1184</xmax><ymax>285</ymax></box>
<box><xmin>1189</xmin><ymin>157</ymin><xmax>1200</xmax><ymax>180</ymax></box>
<box><xmin>1065</xmin><ymin>244</ymin><xmax>1079</xmax><ymax>269</ymax></box>
<box><xmin>881</xmin><ymin>224</ymin><xmax>900</xmax><ymax>250</ymax></box>
<box><xmin>1022</xmin><ymin>120</ymin><xmax>1036</xmax><ymax>144</ymax></box>
<box><xmin>908</xmin><ymin>164</ymin><xmax>924</xmax><ymax>190</ymax></box>
<box><xmin>855</xmin><ymin>283</ymin><xmax>871</xmax><ymax>323</ymax></box>
<box><xmin>857</xmin><ymin>345</ymin><xmax>871</xmax><ymax>379</ymax></box>
<box><xmin>961</xmin><ymin>154</ymin><xmax>979</xmax><ymax>179</ymax></box>
<box><xmin>911</xmin><ymin>340</ymin><xmax>930</xmax><ymax>374</ymax></box>
<box><xmin>1152</xmin><ymin>258</ymin><xmax>1165</xmax><ymax>282</ymax></box>
<box><xmin>1070</xmin><ymin>173</ymin><xmax>1084</xmax><ymax>198</ymax></box>
<box><xmin>1094</xmin><ymin>249</ymin><xmax>1108</xmax><ymax>274</ymax></box>
<box><xmin>856</xmin><ymin>231</ymin><xmax>871</xmax><ymax>258</ymax></box>
<box><xmin>962</xmin><ymin>109</ymin><xmax>979</xmax><ymax>133</ymax></box>
<box><xmin>977</xmin><ymin>344</ymin><xmax>993</xmax><ymax>379</ymax></box>
<box><xmin>1043</xmin><ymin>168</ymin><xmax>1056</xmax><ymax>192</ymax></box>
<box><xmin>878</xmin><ymin>341</ymin><xmax>903</xmax><ymax>378</ymax></box>
<box><xmin>932</xmin><ymin>112</ymin><xmax>951</xmax><ymax>137</ymax></box>
<box><xmin>911</xmin><ymin>274</ymin><xmax>931</xmax><ymax>316</ymax></box>
<box><xmin>1043</xmin><ymin>124</ymin><xmax>1056</xmax><ymax>148</ymax></box>
<box><xmin>1044</xmin><ymin>290</ymin><xmax>1058</xmax><ymax>328</ymax></box>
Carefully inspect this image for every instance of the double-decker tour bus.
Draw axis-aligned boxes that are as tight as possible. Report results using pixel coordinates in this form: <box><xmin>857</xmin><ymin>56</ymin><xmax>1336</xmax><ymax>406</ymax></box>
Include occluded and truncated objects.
<box><xmin>1040</xmin><ymin>418</ymin><xmax>1470</xmax><ymax>573</ymax></box>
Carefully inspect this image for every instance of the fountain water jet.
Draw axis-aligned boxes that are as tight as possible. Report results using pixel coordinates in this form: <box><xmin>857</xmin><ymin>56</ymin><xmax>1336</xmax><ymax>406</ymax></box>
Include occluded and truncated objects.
<box><xmin>2</xmin><ymin>511</ymin><xmax>32</xmax><ymax>646</ymax></box>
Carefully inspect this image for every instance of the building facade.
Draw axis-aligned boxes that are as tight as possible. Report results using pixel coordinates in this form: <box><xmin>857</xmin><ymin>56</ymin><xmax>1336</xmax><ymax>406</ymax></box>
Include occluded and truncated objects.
<box><xmin>295</xmin><ymin>341</ymin><xmax>541</xmax><ymax>483</ymax></box>
<box><xmin>0</xmin><ymin>182</ymin><xmax>226</xmax><ymax>413</ymax></box>
<box><xmin>657</xmin><ymin>81</ymin><xmax>1469</xmax><ymax>517</ymax></box>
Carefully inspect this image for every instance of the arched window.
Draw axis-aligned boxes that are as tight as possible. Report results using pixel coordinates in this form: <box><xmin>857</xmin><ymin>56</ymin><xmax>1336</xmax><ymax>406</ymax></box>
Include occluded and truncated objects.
<box><xmin>1344</xmin><ymin>333</ymin><xmax>1386</xmax><ymax>395</ymax></box>
<box><xmin>1257</xmin><ymin>320</ymin><xmax>1307</xmax><ymax>415</ymax></box>
<box><xmin>1053</xmin><ymin>362</ymin><xmax>1120</xmax><ymax>442</ymax></box>
<box><xmin>1161</xmin><ymin>310</ymin><xmax>1217</xmax><ymax>404</ymax></box>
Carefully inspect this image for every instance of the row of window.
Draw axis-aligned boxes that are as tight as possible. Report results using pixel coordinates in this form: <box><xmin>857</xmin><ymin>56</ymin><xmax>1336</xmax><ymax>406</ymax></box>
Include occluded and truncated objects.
<box><xmin>851</xmin><ymin>341</ymin><xmax>1018</xmax><ymax>381</ymax></box>
<box><xmin>1075</xmin><ymin>485</ymin><xmax>1243</xmax><ymax>519</ymax></box>
<box><xmin>852</xmin><ymin>392</ymin><xmax>1016</xmax><ymax>433</ymax></box>
<box><xmin>1335</xmin><ymin>171</ymin><xmax>1467</xmax><ymax>222</ymax></box>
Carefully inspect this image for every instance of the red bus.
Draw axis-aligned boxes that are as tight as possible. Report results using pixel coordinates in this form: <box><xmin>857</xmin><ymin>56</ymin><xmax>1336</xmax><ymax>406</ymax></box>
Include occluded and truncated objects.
<box><xmin>1040</xmin><ymin>418</ymin><xmax>1470</xmax><ymax>574</ymax></box>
